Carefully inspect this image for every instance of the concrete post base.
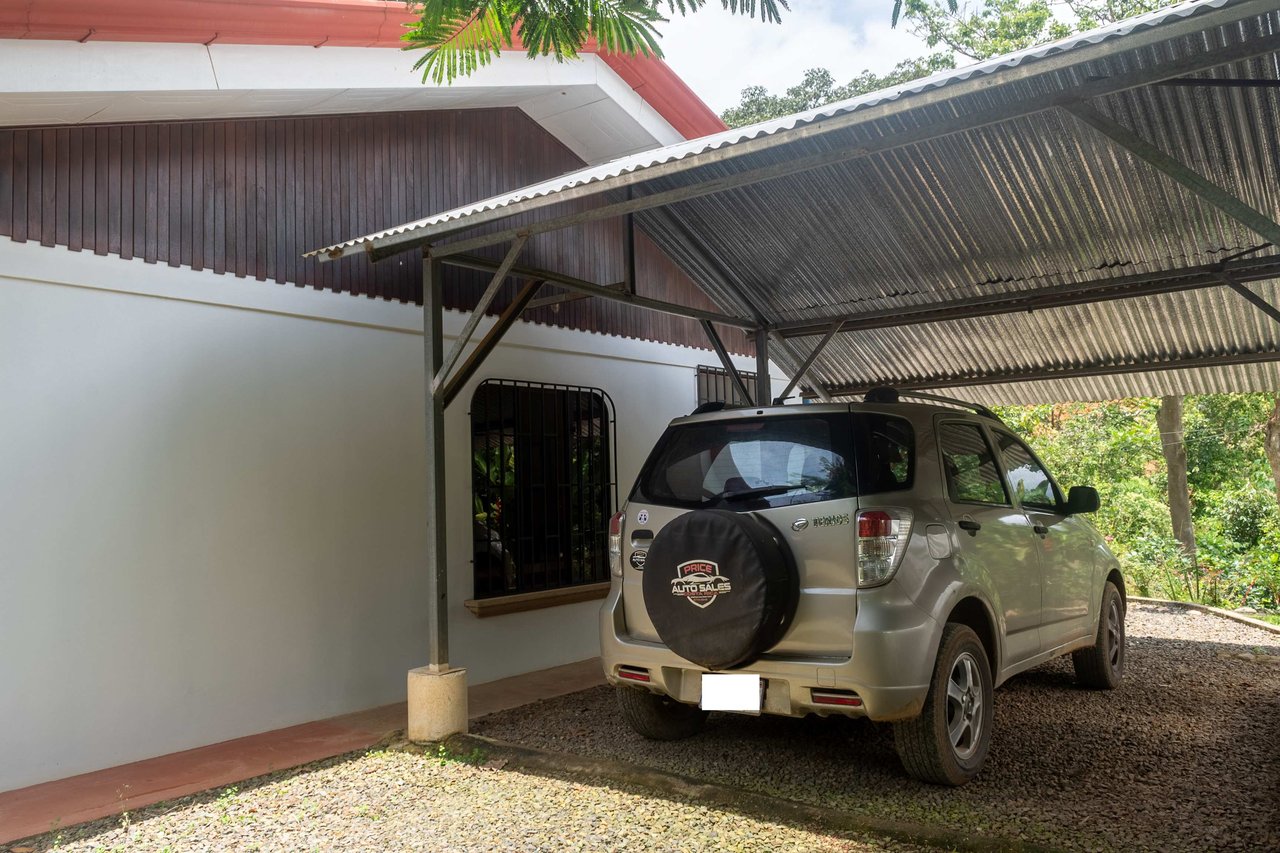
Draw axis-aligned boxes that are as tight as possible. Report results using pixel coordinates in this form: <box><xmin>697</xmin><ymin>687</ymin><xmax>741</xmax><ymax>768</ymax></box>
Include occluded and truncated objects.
<box><xmin>407</xmin><ymin>666</ymin><xmax>469</xmax><ymax>742</ymax></box>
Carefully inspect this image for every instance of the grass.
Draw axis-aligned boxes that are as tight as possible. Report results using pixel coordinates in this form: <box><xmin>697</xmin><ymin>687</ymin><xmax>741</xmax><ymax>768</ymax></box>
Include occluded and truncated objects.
<box><xmin>1255</xmin><ymin>612</ymin><xmax>1280</xmax><ymax>626</ymax></box>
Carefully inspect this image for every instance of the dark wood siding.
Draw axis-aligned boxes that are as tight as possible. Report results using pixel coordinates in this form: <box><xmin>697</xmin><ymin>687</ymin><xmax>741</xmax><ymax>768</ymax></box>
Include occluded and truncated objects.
<box><xmin>0</xmin><ymin>109</ymin><xmax>747</xmax><ymax>353</ymax></box>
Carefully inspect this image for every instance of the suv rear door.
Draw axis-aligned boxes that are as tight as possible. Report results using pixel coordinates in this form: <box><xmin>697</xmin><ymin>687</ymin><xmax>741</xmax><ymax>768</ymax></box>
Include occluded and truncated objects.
<box><xmin>937</xmin><ymin>419</ymin><xmax>1044</xmax><ymax>666</ymax></box>
<box><xmin>624</xmin><ymin>409</ymin><xmax>863</xmax><ymax>660</ymax></box>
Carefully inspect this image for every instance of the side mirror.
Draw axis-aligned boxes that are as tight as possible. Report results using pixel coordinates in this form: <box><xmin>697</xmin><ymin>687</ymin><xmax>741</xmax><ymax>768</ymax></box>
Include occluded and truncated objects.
<box><xmin>1064</xmin><ymin>485</ymin><xmax>1100</xmax><ymax>514</ymax></box>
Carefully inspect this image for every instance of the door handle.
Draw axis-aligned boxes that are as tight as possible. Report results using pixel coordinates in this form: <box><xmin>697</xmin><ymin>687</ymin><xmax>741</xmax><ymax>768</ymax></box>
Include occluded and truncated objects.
<box><xmin>1033</xmin><ymin>524</ymin><xmax>1049</xmax><ymax>537</ymax></box>
<box><xmin>958</xmin><ymin>519</ymin><xmax>982</xmax><ymax>535</ymax></box>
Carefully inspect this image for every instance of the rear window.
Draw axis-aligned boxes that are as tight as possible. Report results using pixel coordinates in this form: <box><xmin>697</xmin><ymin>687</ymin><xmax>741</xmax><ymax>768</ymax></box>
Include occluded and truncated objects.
<box><xmin>631</xmin><ymin>413</ymin><xmax>914</xmax><ymax>510</ymax></box>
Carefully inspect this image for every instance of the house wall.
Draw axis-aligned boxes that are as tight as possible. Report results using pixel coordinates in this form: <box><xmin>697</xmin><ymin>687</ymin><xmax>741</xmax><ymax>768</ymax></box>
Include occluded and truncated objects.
<box><xmin>0</xmin><ymin>237</ymin><xmax>780</xmax><ymax>793</ymax></box>
<box><xmin>0</xmin><ymin>109</ymin><xmax>751</xmax><ymax>353</ymax></box>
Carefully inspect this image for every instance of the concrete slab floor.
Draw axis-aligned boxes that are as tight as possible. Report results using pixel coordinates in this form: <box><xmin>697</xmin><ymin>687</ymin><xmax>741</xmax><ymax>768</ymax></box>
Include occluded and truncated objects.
<box><xmin>0</xmin><ymin>657</ymin><xmax>604</xmax><ymax>845</ymax></box>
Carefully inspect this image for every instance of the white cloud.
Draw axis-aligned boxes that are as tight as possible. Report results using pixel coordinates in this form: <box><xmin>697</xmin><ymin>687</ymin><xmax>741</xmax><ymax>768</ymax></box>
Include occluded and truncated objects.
<box><xmin>656</xmin><ymin>1</ymin><xmax>937</xmax><ymax>113</ymax></box>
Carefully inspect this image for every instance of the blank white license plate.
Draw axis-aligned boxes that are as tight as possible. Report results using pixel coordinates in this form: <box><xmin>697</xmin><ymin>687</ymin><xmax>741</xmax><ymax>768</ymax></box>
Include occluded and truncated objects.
<box><xmin>700</xmin><ymin>673</ymin><xmax>762</xmax><ymax>712</ymax></box>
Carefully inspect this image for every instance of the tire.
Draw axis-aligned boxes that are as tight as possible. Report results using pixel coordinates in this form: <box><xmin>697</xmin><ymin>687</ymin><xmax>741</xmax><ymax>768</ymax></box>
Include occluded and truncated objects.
<box><xmin>642</xmin><ymin>509</ymin><xmax>798</xmax><ymax>671</ymax></box>
<box><xmin>1073</xmin><ymin>581</ymin><xmax>1125</xmax><ymax>689</ymax></box>
<box><xmin>893</xmin><ymin>624</ymin><xmax>993</xmax><ymax>786</ymax></box>
<box><xmin>615</xmin><ymin>685</ymin><xmax>708</xmax><ymax>741</ymax></box>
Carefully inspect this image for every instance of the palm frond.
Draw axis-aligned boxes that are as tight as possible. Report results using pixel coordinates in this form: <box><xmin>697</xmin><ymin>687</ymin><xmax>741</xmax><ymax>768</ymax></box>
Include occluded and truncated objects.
<box><xmin>720</xmin><ymin>0</ymin><xmax>789</xmax><ymax>25</ymax></box>
<box><xmin>402</xmin><ymin>1</ymin><xmax>517</xmax><ymax>83</ymax></box>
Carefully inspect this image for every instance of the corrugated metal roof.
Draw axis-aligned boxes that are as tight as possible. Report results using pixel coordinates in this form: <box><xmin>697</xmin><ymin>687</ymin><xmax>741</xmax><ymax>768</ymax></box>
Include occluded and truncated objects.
<box><xmin>308</xmin><ymin>0</ymin><xmax>1280</xmax><ymax>403</ymax></box>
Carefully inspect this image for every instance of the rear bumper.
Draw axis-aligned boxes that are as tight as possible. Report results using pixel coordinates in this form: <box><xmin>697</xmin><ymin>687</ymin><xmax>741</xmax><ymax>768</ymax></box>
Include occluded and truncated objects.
<box><xmin>599</xmin><ymin>581</ymin><xmax>938</xmax><ymax>722</ymax></box>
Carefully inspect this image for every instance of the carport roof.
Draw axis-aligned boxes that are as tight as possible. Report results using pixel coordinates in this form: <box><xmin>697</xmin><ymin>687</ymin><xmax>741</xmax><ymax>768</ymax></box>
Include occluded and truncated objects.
<box><xmin>310</xmin><ymin>0</ymin><xmax>1280</xmax><ymax>404</ymax></box>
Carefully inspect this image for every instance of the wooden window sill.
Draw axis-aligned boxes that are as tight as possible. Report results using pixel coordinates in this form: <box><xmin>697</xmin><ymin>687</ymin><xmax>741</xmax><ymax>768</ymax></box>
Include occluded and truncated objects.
<box><xmin>464</xmin><ymin>581</ymin><xmax>611</xmax><ymax>618</ymax></box>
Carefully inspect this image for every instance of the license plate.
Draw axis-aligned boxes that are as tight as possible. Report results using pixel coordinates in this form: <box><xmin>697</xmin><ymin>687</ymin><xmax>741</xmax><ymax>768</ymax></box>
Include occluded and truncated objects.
<box><xmin>700</xmin><ymin>673</ymin><xmax>762</xmax><ymax>712</ymax></box>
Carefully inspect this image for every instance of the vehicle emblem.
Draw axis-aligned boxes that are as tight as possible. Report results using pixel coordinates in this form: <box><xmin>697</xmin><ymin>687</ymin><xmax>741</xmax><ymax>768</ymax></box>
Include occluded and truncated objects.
<box><xmin>636</xmin><ymin>509</ymin><xmax>649</xmax><ymax>525</ymax></box>
<box><xmin>629</xmin><ymin>550</ymin><xmax>647</xmax><ymax>570</ymax></box>
<box><xmin>791</xmin><ymin>518</ymin><xmax>809</xmax><ymax>531</ymax></box>
<box><xmin>671</xmin><ymin>560</ymin><xmax>732</xmax><ymax>609</ymax></box>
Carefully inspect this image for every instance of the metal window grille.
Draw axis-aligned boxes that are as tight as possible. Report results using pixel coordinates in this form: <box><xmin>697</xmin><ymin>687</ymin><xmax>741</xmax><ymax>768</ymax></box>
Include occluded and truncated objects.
<box><xmin>470</xmin><ymin>379</ymin><xmax>617</xmax><ymax>600</ymax></box>
<box><xmin>696</xmin><ymin>364</ymin><xmax>757</xmax><ymax>407</ymax></box>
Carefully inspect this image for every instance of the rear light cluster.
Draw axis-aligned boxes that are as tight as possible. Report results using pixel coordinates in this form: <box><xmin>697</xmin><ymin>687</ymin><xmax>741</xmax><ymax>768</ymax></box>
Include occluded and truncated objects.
<box><xmin>608</xmin><ymin>510</ymin><xmax>626</xmax><ymax>578</ymax></box>
<box><xmin>856</xmin><ymin>508</ymin><xmax>914</xmax><ymax>588</ymax></box>
<box><xmin>811</xmin><ymin>689</ymin><xmax>863</xmax><ymax>707</ymax></box>
<box><xmin>618</xmin><ymin>666</ymin><xmax>650</xmax><ymax>683</ymax></box>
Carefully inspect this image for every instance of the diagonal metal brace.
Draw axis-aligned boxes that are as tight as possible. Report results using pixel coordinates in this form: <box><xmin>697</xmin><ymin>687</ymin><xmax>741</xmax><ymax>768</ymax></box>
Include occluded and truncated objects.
<box><xmin>701</xmin><ymin>320</ymin><xmax>754</xmax><ymax>406</ymax></box>
<box><xmin>777</xmin><ymin>321</ymin><xmax>842</xmax><ymax>402</ymax></box>
<box><xmin>1061</xmin><ymin>100</ymin><xmax>1280</xmax><ymax>248</ymax></box>
<box><xmin>440</xmin><ymin>278</ymin><xmax>543</xmax><ymax>409</ymax></box>
<box><xmin>432</xmin><ymin>235</ymin><xmax>528</xmax><ymax>397</ymax></box>
<box><xmin>1217</xmin><ymin>272</ymin><xmax>1280</xmax><ymax>326</ymax></box>
<box><xmin>770</xmin><ymin>332</ymin><xmax>834</xmax><ymax>402</ymax></box>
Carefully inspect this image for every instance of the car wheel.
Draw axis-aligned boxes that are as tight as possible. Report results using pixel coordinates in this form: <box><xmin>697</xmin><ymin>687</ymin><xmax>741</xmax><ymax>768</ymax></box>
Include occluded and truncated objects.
<box><xmin>1072</xmin><ymin>581</ymin><xmax>1125</xmax><ymax>689</ymax></box>
<box><xmin>615</xmin><ymin>685</ymin><xmax>708</xmax><ymax>741</ymax></box>
<box><xmin>893</xmin><ymin>623</ymin><xmax>993</xmax><ymax>786</ymax></box>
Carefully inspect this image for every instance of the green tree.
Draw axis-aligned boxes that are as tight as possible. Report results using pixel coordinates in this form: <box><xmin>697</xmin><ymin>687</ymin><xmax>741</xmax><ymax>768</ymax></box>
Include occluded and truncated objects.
<box><xmin>403</xmin><ymin>0</ymin><xmax>788</xmax><ymax>83</ymax></box>
<box><xmin>724</xmin><ymin>1</ymin><xmax>1180</xmax><ymax>126</ymax></box>
<box><xmin>897</xmin><ymin>0</ymin><xmax>1171</xmax><ymax>60</ymax></box>
<box><xmin>721</xmin><ymin>55</ymin><xmax>955</xmax><ymax>126</ymax></box>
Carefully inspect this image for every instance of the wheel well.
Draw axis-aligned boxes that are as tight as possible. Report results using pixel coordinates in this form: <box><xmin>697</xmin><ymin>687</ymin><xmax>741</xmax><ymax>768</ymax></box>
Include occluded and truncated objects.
<box><xmin>947</xmin><ymin>597</ymin><xmax>998</xmax><ymax>675</ymax></box>
<box><xmin>1107</xmin><ymin>568</ymin><xmax>1126</xmax><ymax>607</ymax></box>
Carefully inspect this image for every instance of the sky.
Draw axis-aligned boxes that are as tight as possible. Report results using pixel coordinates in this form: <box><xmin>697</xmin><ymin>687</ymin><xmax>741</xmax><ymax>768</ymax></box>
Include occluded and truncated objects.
<box><xmin>655</xmin><ymin>1</ymin><xmax>937</xmax><ymax>114</ymax></box>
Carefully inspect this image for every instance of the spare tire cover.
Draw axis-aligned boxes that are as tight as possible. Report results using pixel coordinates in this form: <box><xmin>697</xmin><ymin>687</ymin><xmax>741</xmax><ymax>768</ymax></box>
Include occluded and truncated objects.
<box><xmin>642</xmin><ymin>509</ymin><xmax>798</xmax><ymax>671</ymax></box>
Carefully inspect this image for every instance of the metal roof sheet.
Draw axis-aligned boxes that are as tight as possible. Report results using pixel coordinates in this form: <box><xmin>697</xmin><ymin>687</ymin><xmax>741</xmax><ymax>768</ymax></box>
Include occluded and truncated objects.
<box><xmin>308</xmin><ymin>0</ymin><xmax>1280</xmax><ymax>403</ymax></box>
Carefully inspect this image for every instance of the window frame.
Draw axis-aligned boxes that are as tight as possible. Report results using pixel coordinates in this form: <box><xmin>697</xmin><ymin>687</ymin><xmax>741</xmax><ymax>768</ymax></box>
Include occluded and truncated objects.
<box><xmin>935</xmin><ymin>418</ymin><xmax>1013</xmax><ymax>509</ymax></box>
<box><xmin>468</xmin><ymin>379</ymin><xmax>618</xmax><ymax>602</ymax></box>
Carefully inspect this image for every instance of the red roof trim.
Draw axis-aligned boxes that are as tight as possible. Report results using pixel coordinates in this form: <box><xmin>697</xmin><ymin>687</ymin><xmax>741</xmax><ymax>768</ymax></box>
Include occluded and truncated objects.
<box><xmin>0</xmin><ymin>0</ymin><xmax>727</xmax><ymax>138</ymax></box>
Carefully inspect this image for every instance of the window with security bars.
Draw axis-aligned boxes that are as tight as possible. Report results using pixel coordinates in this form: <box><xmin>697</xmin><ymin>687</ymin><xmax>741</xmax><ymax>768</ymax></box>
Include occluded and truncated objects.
<box><xmin>696</xmin><ymin>365</ymin><xmax>758</xmax><ymax>407</ymax></box>
<box><xmin>470</xmin><ymin>380</ymin><xmax>616</xmax><ymax>599</ymax></box>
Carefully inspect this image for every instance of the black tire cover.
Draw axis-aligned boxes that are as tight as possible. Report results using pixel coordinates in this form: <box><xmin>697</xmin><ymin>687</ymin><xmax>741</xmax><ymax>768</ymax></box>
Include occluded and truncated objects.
<box><xmin>642</xmin><ymin>509</ymin><xmax>798</xmax><ymax>671</ymax></box>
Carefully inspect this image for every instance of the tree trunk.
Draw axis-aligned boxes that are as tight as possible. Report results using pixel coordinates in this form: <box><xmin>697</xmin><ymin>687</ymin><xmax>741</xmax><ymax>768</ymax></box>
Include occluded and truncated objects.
<box><xmin>1266</xmin><ymin>394</ymin><xmax>1280</xmax><ymax>508</ymax></box>
<box><xmin>1157</xmin><ymin>396</ymin><xmax>1196</xmax><ymax>572</ymax></box>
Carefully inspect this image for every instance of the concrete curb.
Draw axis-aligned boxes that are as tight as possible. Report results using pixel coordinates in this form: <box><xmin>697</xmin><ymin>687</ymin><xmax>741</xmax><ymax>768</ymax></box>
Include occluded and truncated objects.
<box><xmin>1130</xmin><ymin>596</ymin><xmax>1280</xmax><ymax>635</ymax></box>
<box><xmin>442</xmin><ymin>733</ymin><xmax>1062</xmax><ymax>853</ymax></box>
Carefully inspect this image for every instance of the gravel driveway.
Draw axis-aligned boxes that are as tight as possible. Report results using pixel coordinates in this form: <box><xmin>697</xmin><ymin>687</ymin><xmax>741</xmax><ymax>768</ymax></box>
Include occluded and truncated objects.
<box><xmin>474</xmin><ymin>603</ymin><xmax>1280</xmax><ymax>853</ymax></box>
<box><xmin>8</xmin><ymin>603</ymin><xmax>1276</xmax><ymax>853</ymax></box>
<box><xmin>9</xmin><ymin>745</ymin><xmax>923</xmax><ymax>852</ymax></box>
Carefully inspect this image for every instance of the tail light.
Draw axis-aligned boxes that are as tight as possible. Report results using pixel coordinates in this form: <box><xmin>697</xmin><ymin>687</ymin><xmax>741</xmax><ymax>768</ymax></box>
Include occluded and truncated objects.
<box><xmin>609</xmin><ymin>510</ymin><xmax>626</xmax><ymax>577</ymax></box>
<box><xmin>811</xmin><ymin>689</ymin><xmax>863</xmax><ymax>707</ymax></box>
<box><xmin>618</xmin><ymin>666</ymin><xmax>650</xmax><ymax>683</ymax></box>
<box><xmin>857</xmin><ymin>508</ymin><xmax>913</xmax><ymax>587</ymax></box>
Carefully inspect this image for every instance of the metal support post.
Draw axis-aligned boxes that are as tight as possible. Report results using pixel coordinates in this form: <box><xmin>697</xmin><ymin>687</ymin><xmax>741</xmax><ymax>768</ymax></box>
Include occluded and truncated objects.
<box><xmin>422</xmin><ymin>251</ymin><xmax>449</xmax><ymax>670</ymax></box>
<box><xmin>700</xmin><ymin>320</ymin><xmax>754</xmax><ymax>405</ymax></box>
<box><xmin>625</xmin><ymin>189</ymin><xmax>637</xmax><ymax>296</ymax></box>
<box><xmin>755</xmin><ymin>328</ymin><xmax>772</xmax><ymax>406</ymax></box>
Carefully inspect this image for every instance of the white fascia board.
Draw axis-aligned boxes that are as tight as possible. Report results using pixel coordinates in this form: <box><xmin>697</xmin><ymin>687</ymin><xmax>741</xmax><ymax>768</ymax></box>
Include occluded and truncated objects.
<box><xmin>0</xmin><ymin>39</ymin><xmax>678</xmax><ymax>159</ymax></box>
<box><xmin>516</xmin><ymin>54</ymin><xmax>683</xmax><ymax>164</ymax></box>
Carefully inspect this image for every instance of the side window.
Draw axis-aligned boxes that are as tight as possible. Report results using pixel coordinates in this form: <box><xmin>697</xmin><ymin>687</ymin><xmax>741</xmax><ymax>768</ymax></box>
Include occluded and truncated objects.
<box><xmin>855</xmin><ymin>414</ymin><xmax>914</xmax><ymax>494</ymax></box>
<box><xmin>939</xmin><ymin>422</ymin><xmax>1009</xmax><ymax>505</ymax></box>
<box><xmin>994</xmin><ymin>431</ymin><xmax>1061</xmax><ymax>509</ymax></box>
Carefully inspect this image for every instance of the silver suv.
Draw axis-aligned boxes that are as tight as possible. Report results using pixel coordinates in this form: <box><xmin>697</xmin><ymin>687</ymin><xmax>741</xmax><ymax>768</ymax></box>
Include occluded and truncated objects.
<box><xmin>600</xmin><ymin>390</ymin><xmax>1126</xmax><ymax>786</ymax></box>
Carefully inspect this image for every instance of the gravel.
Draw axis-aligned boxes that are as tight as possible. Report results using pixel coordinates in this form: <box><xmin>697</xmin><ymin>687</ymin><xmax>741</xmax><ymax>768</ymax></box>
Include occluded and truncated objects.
<box><xmin>9</xmin><ymin>602</ymin><xmax>1276</xmax><ymax>853</ymax></box>
<box><xmin>473</xmin><ymin>602</ymin><xmax>1280</xmax><ymax>853</ymax></box>
<box><xmin>9</xmin><ymin>747</ymin><xmax>923</xmax><ymax>853</ymax></box>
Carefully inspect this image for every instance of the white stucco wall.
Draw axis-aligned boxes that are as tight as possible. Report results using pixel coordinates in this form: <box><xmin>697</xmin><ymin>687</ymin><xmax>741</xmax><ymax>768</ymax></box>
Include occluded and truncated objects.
<box><xmin>0</xmin><ymin>238</ymin><xmax>780</xmax><ymax>792</ymax></box>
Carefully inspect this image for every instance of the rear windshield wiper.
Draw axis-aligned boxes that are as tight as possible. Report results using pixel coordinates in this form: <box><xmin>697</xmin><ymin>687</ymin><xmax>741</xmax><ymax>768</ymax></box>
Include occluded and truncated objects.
<box><xmin>707</xmin><ymin>484</ymin><xmax>797</xmax><ymax>503</ymax></box>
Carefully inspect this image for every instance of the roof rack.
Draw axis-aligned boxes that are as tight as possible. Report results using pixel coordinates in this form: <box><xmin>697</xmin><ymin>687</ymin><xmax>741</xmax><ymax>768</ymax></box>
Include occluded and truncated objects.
<box><xmin>863</xmin><ymin>387</ymin><xmax>1003</xmax><ymax>423</ymax></box>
